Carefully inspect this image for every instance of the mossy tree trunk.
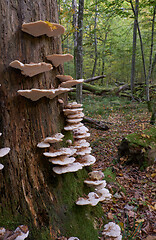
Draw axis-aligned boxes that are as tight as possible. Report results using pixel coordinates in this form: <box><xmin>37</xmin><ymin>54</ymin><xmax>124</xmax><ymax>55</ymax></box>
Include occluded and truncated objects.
<box><xmin>0</xmin><ymin>1</ymin><xmax>103</xmax><ymax>239</ymax></box>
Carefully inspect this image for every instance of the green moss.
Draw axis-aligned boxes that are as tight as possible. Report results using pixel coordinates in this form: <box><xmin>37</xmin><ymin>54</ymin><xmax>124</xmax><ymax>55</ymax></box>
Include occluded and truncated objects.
<box><xmin>126</xmin><ymin>127</ymin><xmax>156</xmax><ymax>148</ymax></box>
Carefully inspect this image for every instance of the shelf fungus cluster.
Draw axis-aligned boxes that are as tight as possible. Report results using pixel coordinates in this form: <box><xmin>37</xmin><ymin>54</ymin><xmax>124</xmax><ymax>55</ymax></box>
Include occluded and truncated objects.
<box><xmin>63</xmin><ymin>102</ymin><xmax>97</xmax><ymax>167</ymax></box>
<box><xmin>76</xmin><ymin>170</ymin><xmax>112</xmax><ymax>206</ymax></box>
<box><xmin>101</xmin><ymin>222</ymin><xmax>122</xmax><ymax>240</ymax></box>
<box><xmin>0</xmin><ymin>133</ymin><xmax>10</xmax><ymax>170</ymax></box>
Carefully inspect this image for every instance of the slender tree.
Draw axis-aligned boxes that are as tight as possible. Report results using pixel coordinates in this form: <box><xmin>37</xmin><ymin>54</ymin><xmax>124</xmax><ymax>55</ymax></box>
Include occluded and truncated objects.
<box><xmin>130</xmin><ymin>0</ymin><xmax>139</xmax><ymax>98</ymax></box>
<box><xmin>91</xmin><ymin>0</ymin><xmax>98</xmax><ymax>78</ymax></box>
<box><xmin>76</xmin><ymin>0</ymin><xmax>84</xmax><ymax>103</ymax></box>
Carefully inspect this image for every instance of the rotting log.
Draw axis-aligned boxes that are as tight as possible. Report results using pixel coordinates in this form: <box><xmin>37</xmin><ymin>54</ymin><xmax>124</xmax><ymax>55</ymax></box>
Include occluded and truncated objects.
<box><xmin>0</xmin><ymin>1</ymin><xmax>104</xmax><ymax>239</ymax></box>
<box><xmin>83</xmin><ymin>117</ymin><xmax>109</xmax><ymax>130</ymax></box>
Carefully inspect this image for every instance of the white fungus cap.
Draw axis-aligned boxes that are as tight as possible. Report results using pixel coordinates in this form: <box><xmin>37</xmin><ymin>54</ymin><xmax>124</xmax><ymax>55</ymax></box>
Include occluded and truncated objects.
<box><xmin>18</xmin><ymin>88</ymin><xmax>71</xmax><ymax>101</ymax></box>
<box><xmin>44</xmin><ymin>133</ymin><xmax>64</xmax><ymax>143</ymax></box>
<box><xmin>95</xmin><ymin>188</ymin><xmax>112</xmax><ymax>201</ymax></box>
<box><xmin>0</xmin><ymin>163</ymin><xmax>4</xmax><ymax>170</ymax></box>
<box><xmin>49</xmin><ymin>156</ymin><xmax>75</xmax><ymax>165</ymax></box>
<box><xmin>9</xmin><ymin>60</ymin><xmax>52</xmax><ymax>77</ymax></box>
<box><xmin>66</xmin><ymin>118</ymin><xmax>83</xmax><ymax>124</ymax></box>
<box><xmin>76</xmin><ymin>192</ymin><xmax>100</xmax><ymax>206</ymax></box>
<box><xmin>73</xmin><ymin>125</ymin><xmax>89</xmax><ymax>135</ymax></box>
<box><xmin>63</xmin><ymin>108</ymin><xmax>83</xmax><ymax>115</ymax></box>
<box><xmin>37</xmin><ymin>142</ymin><xmax>50</xmax><ymax>148</ymax></box>
<box><xmin>60</xmin><ymin>79</ymin><xmax>84</xmax><ymax>88</ymax></box>
<box><xmin>84</xmin><ymin>179</ymin><xmax>106</xmax><ymax>187</ymax></box>
<box><xmin>76</xmin><ymin>154</ymin><xmax>96</xmax><ymax>167</ymax></box>
<box><xmin>46</xmin><ymin>54</ymin><xmax>73</xmax><ymax>67</ymax></box>
<box><xmin>56</xmin><ymin>75</ymin><xmax>74</xmax><ymax>82</ymax></box>
<box><xmin>76</xmin><ymin>147</ymin><xmax>92</xmax><ymax>156</ymax></box>
<box><xmin>0</xmin><ymin>133</ymin><xmax>2</xmax><ymax>136</ymax></box>
<box><xmin>88</xmin><ymin>170</ymin><xmax>105</xmax><ymax>181</ymax></box>
<box><xmin>44</xmin><ymin>147</ymin><xmax>76</xmax><ymax>158</ymax></box>
<box><xmin>73</xmin><ymin>132</ymin><xmax>90</xmax><ymax>139</ymax></box>
<box><xmin>0</xmin><ymin>148</ymin><xmax>10</xmax><ymax>157</ymax></box>
<box><xmin>67</xmin><ymin>112</ymin><xmax>84</xmax><ymax>119</ymax></box>
<box><xmin>53</xmin><ymin>162</ymin><xmax>82</xmax><ymax>174</ymax></box>
<box><xmin>65</xmin><ymin>102</ymin><xmax>83</xmax><ymax>109</ymax></box>
<box><xmin>102</xmin><ymin>222</ymin><xmax>121</xmax><ymax>238</ymax></box>
<box><xmin>22</xmin><ymin>21</ymin><xmax>65</xmax><ymax>37</ymax></box>
<box><xmin>73</xmin><ymin>140</ymin><xmax>90</xmax><ymax>149</ymax></box>
<box><xmin>64</xmin><ymin>123</ymin><xmax>83</xmax><ymax>131</ymax></box>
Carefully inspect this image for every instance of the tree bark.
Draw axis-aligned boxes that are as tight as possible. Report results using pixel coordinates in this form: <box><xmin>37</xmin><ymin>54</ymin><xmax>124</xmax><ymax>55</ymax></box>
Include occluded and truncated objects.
<box><xmin>0</xmin><ymin>1</ymin><xmax>102</xmax><ymax>239</ymax></box>
<box><xmin>76</xmin><ymin>0</ymin><xmax>84</xmax><ymax>103</ymax></box>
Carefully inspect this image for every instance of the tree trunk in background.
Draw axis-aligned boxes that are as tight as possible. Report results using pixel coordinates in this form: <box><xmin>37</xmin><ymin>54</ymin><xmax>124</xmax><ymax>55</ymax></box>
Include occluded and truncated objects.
<box><xmin>72</xmin><ymin>0</ymin><xmax>78</xmax><ymax>79</ymax></box>
<box><xmin>101</xmin><ymin>32</ymin><xmax>108</xmax><ymax>85</ymax></box>
<box><xmin>91</xmin><ymin>0</ymin><xmax>98</xmax><ymax>79</ymax></box>
<box><xmin>0</xmin><ymin>1</ymin><xmax>102</xmax><ymax>239</ymax></box>
<box><xmin>130</xmin><ymin>0</ymin><xmax>138</xmax><ymax>98</ymax></box>
<box><xmin>146</xmin><ymin>5</ymin><xmax>156</xmax><ymax>99</ymax></box>
<box><xmin>76</xmin><ymin>0</ymin><xmax>84</xmax><ymax>103</ymax></box>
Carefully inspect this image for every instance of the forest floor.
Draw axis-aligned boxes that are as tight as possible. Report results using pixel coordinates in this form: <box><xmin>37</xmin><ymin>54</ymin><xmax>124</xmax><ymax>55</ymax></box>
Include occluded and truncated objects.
<box><xmin>82</xmin><ymin>94</ymin><xmax>156</xmax><ymax>240</ymax></box>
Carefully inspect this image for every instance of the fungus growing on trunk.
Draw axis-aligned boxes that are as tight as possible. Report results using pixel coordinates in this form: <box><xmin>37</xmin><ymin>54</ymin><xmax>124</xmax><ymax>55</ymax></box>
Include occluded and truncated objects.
<box><xmin>49</xmin><ymin>156</ymin><xmax>75</xmax><ymax>165</ymax></box>
<box><xmin>46</xmin><ymin>54</ymin><xmax>73</xmax><ymax>67</ymax></box>
<box><xmin>88</xmin><ymin>170</ymin><xmax>105</xmax><ymax>181</ymax></box>
<box><xmin>64</xmin><ymin>123</ymin><xmax>83</xmax><ymax>131</ymax></box>
<box><xmin>22</xmin><ymin>20</ymin><xmax>65</xmax><ymax>37</ymax></box>
<box><xmin>76</xmin><ymin>154</ymin><xmax>96</xmax><ymax>167</ymax></box>
<box><xmin>63</xmin><ymin>108</ymin><xmax>83</xmax><ymax>116</ymax></box>
<box><xmin>60</xmin><ymin>79</ymin><xmax>84</xmax><ymax>88</ymax></box>
<box><xmin>65</xmin><ymin>102</ymin><xmax>82</xmax><ymax>109</ymax></box>
<box><xmin>56</xmin><ymin>75</ymin><xmax>73</xmax><ymax>82</ymax></box>
<box><xmin>9</xmin><ymin>60</ymin><xmax>52</xmax><ymax>77</ymax></box>
<box><xmin>76</xmin><ymin>192</ymin><xmax>100</xmax><ymax>206</ymax></box>
<box><xmin>37</xmin><ymin>133</ymin><xmax>64</xmax><ymax>148</ymax></box>
<box><xmin>0</xmin><ymin>148</ymin><xmax>10</xmax><ymax>158</ymax></box>
<box><xmin>0</xmin><ymin>164</ymin><xmax>4</xmax><ymax>170</ymax></box>
<box><xmin>18</xmin><ymin>88</ymin><xmax>71</xmax><ymax>101</ymax></box>
<box><xmin>53</xmin><ymin>162</ymin><xmax>82</xmax><ymax>174</ymax></box>
<box><xmin>43</xmin><ymin>147</ymin><xmax>76</xmax><ymax>158</ymax></box>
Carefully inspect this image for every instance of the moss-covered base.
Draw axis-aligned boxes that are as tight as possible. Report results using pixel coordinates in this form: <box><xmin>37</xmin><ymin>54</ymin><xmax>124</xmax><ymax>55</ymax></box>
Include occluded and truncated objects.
<box><xmin>0</xmin><ymin>168</ymin><xmax>105</xmax><ymax>240</ymax></box>
<box><xmin>118</xmin><ymin>127</ymin><xmax>156</xmax><ymax>168</ymax></box>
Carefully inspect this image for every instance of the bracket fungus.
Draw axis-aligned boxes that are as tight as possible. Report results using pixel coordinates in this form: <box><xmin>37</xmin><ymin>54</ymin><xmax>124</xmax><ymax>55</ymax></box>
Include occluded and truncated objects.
<box><xmin>44</xmin><ymin>147</ymin><xmax>76</xmax><ymax>158</ymax></box>
<box><xmin>53</xmin><ymin>162</ymin><xmax>82</xmax><ymax>174</ymax></box>
<box><xmin>64</xmin><ymin>123</ymin><xmax>83</xmax><ymax>131</ymax></box>
<box><xmin>65</xmin><ymin>102</ymin><xmax>83</xmax><ymax>109</ymax></box>
<box><xmin>22</xmin><ymin>20</ymin><xmax>65</xmax><ymax>37</ymax></box>
<box><xmin>0</xmin><ymin>164</ymin><xmax>4</xmax><ymax>170</ymax></box>
<box><xmin>37</xmin><ymin>133</ymin><xmax>64</xmax><ymax>148</ymax></box>
<box><xmin>63</xmin><ymin>108</ymin><xmax>83</xmax><ymax>116</ymax></box>
<box><xmin>56</xmin><ymin>75</ymin><xmax>73</xmax><ymax>82</ymax></box>
<box><xmin>67</xmin><ymin>112</ymin><xmax>84</xmax><ymax>119</ymax></box>
<box><xmin>88</xmin><ymin>170</ymin><xmax>105</xmax><ymax>181</ymax></box>
<box><xmin>60</xmin><ymin>79</ymin><xmax>84</xmax><ymax>88</ymax></box>
<box><xmin>102</xmin><ymin>222</ymin><xmax>122</xmax><ymax>240</ymax></box>
<box><xmin>76</xmin><ymin>192</ymin><xmax>100</xmax><ymax>206</ymax></box>
<box><xmin>75</xmin><ymin>147</ymin><xmax>92</xmax><ymax>156</ymax></box>
<box><xmin>66</xmin><ymin>118</ymin><xmax>83</xmax><ymax>124</ymax></box>
<box><xmin>0</xmin><ymin>148</ymin><xmax>10</xmax><ymax>158</ymax></box>
<box><xmin>49</xmin><ymin>156</ymin><xmax>75</xmax><ymax>165</ymax></box>
<box><xmin>9</xmin><ymin>60</ymin><xmax>52</xmax><ymax>77</ymax></box>
<box><xmin>18</xmin><ymin>87</ymin><xmax>71</xmax><ymax>101</ymax></box>
<box><xmin>76</xmin><ymin>154</ymin><xmax>96</xmax><ymax>167</ymax></box>
<box><xmin>68</xmin><ymin>238</ymin><xmax>80</xmax><ymax>240</ymax></box>
<box><xmin>46</xmin><ymin>54</ymin><xmax>73</xmax><ymax>67</ymax></box>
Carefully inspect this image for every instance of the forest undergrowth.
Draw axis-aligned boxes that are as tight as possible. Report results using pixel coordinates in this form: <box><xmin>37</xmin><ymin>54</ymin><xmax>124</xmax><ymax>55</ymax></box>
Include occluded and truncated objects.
<box><xmin>82</xmin><ymin>94</ymin><xmax>156</xmax><ymax>240</ymax></box>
